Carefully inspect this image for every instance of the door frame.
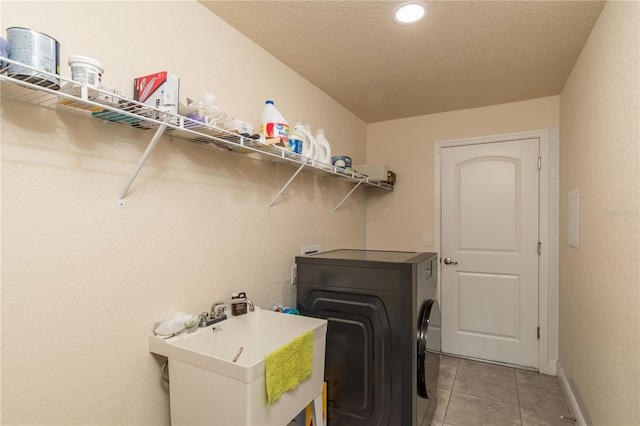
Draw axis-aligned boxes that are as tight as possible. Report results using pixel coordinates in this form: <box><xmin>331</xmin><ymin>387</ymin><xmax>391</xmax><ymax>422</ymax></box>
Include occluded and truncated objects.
<box><xmin>434</xmin><ymin>129</ymin><xmax>556</xmax><ymax>375</ymax></box>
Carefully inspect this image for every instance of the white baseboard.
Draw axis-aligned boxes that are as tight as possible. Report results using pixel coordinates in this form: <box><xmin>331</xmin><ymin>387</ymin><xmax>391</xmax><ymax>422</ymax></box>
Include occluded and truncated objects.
<box><xmin>557</xmin><ymin>363</ymin><xmax>588</xmax><ymax>426</ymax></box>
<box><xmin>545</xmin><ymin>359</ymin><xmax>558</xmax><ymax>376</ymax></box>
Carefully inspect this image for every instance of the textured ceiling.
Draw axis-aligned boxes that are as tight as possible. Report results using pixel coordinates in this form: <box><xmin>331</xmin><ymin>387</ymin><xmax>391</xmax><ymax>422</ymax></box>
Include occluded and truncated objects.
<box><xmin>201</xmin><ymin>1</ymin><xmax>605</xmax><ymax>123</ymax></box>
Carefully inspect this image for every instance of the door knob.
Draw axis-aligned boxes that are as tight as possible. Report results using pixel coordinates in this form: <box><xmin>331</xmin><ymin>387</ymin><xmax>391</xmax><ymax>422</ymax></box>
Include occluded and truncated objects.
<box><xmin>443</xmin><ymin>257</ymin><xmax>458</xmax><ymax>265</ymax></box>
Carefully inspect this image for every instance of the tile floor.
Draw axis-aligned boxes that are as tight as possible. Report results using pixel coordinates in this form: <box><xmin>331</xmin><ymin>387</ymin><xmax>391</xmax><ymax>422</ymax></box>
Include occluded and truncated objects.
<box><xmin>290</xmin><ymin>354</ymin><xmax>573</xmax><ymax>426</ymax></box>
<box><xmin>425</xmin><ymin>355</ymin><xmax>573</xmax><ymax>426</ymax></box>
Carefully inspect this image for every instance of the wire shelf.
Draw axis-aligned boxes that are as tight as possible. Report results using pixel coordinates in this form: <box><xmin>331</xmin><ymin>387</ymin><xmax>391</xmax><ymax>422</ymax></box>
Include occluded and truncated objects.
<box><xmin>0</xmin><ymin>57</ymin><xmax>393</xmax><ymax>207</ymax></box>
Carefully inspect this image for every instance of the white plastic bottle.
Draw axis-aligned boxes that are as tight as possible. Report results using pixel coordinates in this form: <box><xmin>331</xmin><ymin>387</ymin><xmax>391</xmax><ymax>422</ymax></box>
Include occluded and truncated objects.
<box><xmin>288</xmin><ymin>122</ymin><xmax>307</xmax><ymax>154</ymax></box>
<box><xmin>315</xmin><ymin>129</ymin><xmax>332</xmax><ymax>166</ymax></box>
<box><xmin>260</xmin><ymin>100</ymin><xmax>289</xmax><ymax>143</ymax></box>
<box><xmin>294</xmin><ymin>123</ymin><xmax>316</xmax><ymax>161</ymax></box>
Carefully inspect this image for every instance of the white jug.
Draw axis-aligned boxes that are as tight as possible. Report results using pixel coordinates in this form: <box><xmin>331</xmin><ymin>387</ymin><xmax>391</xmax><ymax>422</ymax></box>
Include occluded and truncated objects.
<box><xmin>315</xmin><ymin>129</ymin><xmax>332</xmax><ymax>166</ymax></box>
<box><xmin>294</xmin><ymin>123</ymin><xmax>316</xmax><ymax>162</ymax></box>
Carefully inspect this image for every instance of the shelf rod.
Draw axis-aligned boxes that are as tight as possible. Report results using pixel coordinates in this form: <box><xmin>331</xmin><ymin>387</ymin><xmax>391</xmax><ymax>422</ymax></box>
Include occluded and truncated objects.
<box><xmin>117</xmin><ymin>121</ymin><xmax>169</xmax><ymax>207</ymax></box>
<box><xmin>334</xmin><ymin>178</ymin><xmax>365</xmax><ymax>211</ymax></box>
<box><xmin>268</xmin><ymin>163</ymin><xmax>306</xmax><ymax>209</ymax></box>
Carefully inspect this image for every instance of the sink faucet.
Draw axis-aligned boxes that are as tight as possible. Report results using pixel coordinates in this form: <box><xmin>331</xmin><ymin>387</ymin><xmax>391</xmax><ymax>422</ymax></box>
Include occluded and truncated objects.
<box><xmin>199</xmin><ymin>297</ymin><xmax>255</xmax><ymax>328</ymax></box>
<box><xmin>211</xmin><ymin>297</ymin><xmax>255</xmax><ymax>317</ymax></box>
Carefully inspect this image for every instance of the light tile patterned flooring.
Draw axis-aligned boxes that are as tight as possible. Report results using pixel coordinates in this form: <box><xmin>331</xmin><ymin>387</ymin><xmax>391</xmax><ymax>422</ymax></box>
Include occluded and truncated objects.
<box><xmin>425</xmin><ymin>355</ymin><xmax>572</xmax><ymax>426</ymax></box>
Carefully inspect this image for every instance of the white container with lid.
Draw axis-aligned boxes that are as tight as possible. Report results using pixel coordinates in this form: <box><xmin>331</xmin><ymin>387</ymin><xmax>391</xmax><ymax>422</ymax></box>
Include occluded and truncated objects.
<box><xmin>68</xmin><ymin>55</ymin><xmax>104</xmax><ymax>89</ymax></box>
<box><xmin>260</xmin><ymin>100</ymin><xmax>289</xmax><ymax>143</ymax></box>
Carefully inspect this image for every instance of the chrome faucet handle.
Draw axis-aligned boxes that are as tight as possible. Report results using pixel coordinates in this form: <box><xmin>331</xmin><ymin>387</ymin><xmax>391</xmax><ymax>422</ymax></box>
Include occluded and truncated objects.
<box><xmin>210</xmin><ymin>301</ymin><xmax>222</xmax><ymax>313</ymax></box>
<box><xmin>198</xmin><ymin>312</ymin><xmax>210</xmax><ymax>327</ymax></box>
<box><xmin>198</xmin><ymin>309</ymin><xmax>228</xmax><ymax>328</ymax></box>
<box><xmin>212</xmin><ymin>304</ymin><xmax>227</xmax><ymax>318</ymax></box>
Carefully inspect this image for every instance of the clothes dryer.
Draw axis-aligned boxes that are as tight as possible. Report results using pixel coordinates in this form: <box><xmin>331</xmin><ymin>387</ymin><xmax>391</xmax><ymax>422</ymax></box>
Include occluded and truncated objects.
<box><xmin>296</xmin><ymin>250</ymin><xmax>441</xmax><ymax>426</ymax></box>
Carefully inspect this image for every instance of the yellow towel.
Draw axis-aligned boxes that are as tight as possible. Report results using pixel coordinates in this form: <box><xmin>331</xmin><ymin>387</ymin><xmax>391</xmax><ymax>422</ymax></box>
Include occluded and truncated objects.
<box><xmin>265</xmin><ymin>330</ymin><xmax>313</xmax><ymax>405</ymax></box>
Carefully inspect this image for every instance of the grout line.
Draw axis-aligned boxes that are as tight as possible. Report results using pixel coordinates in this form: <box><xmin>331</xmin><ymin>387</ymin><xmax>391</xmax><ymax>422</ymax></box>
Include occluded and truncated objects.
<box><xmin>516</xmin><ymin>367</ymin><xmax>523</xmax><ymax>425</ymax></box>
<box><xmin>450</xmin><ymin>389</ymin><xmax>520</xmax><ymax>408</ymax></box>
<box><xmin>442</xmin><ymin>360</ymin><xmax>459</xmax><ymax>424</ymax></box>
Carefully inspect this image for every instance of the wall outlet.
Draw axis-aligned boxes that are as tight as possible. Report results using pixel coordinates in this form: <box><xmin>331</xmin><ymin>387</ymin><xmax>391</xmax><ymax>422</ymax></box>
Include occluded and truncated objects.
<box><xmin>301</xmin><ymin>244</ymin><xmax>322</xmax><ymax>256</ymax></box>
<box><xmin>422</xmin><ymin>232</ymin><xmax>431</xmax><ymax>246</ymax></box>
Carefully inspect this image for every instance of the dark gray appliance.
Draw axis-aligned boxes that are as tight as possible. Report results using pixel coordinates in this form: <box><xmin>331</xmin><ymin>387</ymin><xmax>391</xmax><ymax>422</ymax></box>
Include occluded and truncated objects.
<box><xmin>296</xmin><ymin>249</ymin><xmax>441</xmax><ymax>426</ymax></box>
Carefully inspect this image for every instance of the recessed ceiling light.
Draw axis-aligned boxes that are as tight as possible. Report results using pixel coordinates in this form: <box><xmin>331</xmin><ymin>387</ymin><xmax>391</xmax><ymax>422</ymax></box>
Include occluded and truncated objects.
<box><xmin>394</xmin><ymin>2</ymin><xmax>427</xmax><ymax>24</ymax></box>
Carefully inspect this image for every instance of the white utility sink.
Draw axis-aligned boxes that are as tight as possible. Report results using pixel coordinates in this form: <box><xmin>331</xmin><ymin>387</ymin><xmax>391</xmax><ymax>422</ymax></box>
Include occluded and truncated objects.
<box><xmin>149</xmin><ymin>307</ymin><xmax>327</xmax><ymax>425</ymax></box>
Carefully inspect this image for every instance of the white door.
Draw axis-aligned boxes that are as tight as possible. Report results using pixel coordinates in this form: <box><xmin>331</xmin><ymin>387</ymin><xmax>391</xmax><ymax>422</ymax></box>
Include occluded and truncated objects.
<box><xmin>440</xmin><ymin>138</ymin><xmax>540</xmax><ymax>368</ymax></box>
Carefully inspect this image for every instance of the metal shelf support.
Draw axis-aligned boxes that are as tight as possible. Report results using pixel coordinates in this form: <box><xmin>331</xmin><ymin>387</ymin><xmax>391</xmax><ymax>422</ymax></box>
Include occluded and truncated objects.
<box><xmin>268</xmin><ymin>163</ymin><xmax>306</xmax><ymax>209</ymax></box>
<box><xmin>334</xmin><ymin>178</ymin><xmax>365</xmax><ymax>211</ymax></box>
<box><xmin>117</xmin><ymin>121</ymin><xmax>169</xmax><ymax>207</ymax></box>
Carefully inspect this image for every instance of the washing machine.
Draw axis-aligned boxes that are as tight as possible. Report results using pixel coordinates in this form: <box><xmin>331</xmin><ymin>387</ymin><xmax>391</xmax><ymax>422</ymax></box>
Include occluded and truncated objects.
<box><xmin>296</xmin><ymin>250</ymin><xmax>441</xmax><ymax>426</ymax></box>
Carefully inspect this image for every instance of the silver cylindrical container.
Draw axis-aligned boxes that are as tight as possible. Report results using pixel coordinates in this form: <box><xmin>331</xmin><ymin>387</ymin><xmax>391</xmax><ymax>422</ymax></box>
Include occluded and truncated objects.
<box><xmin>7</xmin><ymin>27</ymin><xmax>60</xmax><ymax>89</ymax></box>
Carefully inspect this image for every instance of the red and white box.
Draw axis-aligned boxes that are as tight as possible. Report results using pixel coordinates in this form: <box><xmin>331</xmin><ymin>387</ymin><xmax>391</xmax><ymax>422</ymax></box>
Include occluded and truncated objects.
<box><xmin>133</xmin><ymin>71</ymin><xmax>179</xmax><ymax>120</ymax></box>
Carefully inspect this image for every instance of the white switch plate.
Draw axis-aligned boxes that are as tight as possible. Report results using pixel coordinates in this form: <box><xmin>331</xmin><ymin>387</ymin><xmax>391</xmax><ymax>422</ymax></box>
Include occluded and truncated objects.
<box><xmin>422</xmin><ymin>232</ymin><xmax>431</xmax><ymax>246</ymax></box>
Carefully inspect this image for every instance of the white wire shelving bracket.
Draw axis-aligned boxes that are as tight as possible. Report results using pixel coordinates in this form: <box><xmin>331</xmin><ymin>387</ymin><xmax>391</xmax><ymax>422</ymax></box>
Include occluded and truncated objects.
<box><xmin>268</xmin><ymin>163</ymin><xmax>306</xmax><ymax>210</ymax></box>
<box><xmin>0</xmin><ymin>57</ymin><xmax>393</xmax><ymax>209</ymax></box>
<box><xmin>117</xmin><ymin>120</ymin><xmax>169</xmax><ymax>207</ymax></box>
<box><xmin>334</xmin><ymin>178</ymin><xmax>366</xmax><ymax>211</ymax></box>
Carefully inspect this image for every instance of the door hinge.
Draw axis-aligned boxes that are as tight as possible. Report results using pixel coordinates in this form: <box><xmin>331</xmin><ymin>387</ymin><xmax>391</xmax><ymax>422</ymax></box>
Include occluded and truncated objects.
<box><xmin>538</xmin><ymin>157</ymin><xmax>542</xmax><ymax>170</ymax></box>
<box><xmin>538</xmin><ymin>241</ymin><xmax>542</xmax><ymax>255</ymax></box>
<box><xmin>537</xmin><ymin>326</ymin><xmax>540</xmax><ymax>339</ymax></box>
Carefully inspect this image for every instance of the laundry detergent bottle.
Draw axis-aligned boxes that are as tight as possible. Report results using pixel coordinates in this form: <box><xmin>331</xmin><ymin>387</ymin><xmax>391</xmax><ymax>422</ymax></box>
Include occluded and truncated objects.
<box><xmin>315</xmin><ymin>128</ymin><xmax>332</xmax><ymax>165</ymax></box>
<box><xmin>288</xmin><ymin>122</ymin><xmax>307</xmax><ymax>154</ymax></box>
<box><xmin>293</xmin><ymin>122</ymin><xmax>316</xmax><ymax>160</ymax></box>
<box><xmin>260</xmin><ymin>100</ymin><xmax>289</xmax><ymax>143</ymax></box>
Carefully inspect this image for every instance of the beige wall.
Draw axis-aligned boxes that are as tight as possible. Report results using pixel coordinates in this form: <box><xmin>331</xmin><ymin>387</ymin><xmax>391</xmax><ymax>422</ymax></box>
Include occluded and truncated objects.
<box><xmin>365</xmin><ymin>96</ymin><xmax>561</xmax><ymax>369</ymax></box>
<box><xmin>559</xmin><ymin>1</ymin><xmax>640</xmax><ymax>424</ymax></box>
<box><xmin>1</xmin><ymin>2</ymin><xmax>370</xmax><ymax>424</ymax></box>
<box><xmin>366</xmin><ymin>96</ymin><xmax>559</xmax><ymax>252</ymax></box>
